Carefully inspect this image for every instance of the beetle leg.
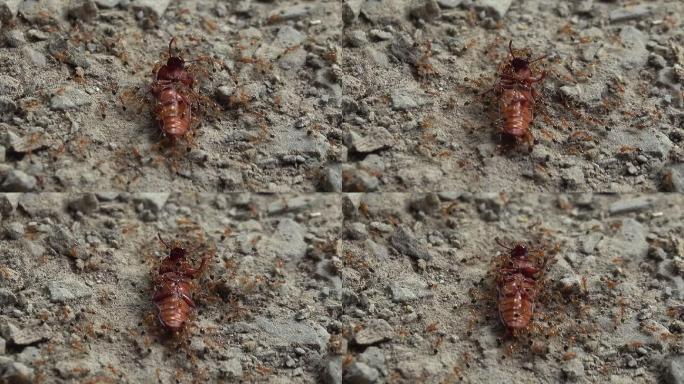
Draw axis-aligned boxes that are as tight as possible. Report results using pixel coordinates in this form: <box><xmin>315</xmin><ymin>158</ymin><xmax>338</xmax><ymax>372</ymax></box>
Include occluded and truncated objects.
<box><xmin>181</xmin><ymin>293</ymin><xmax>196</xmax><ymax>308</ymax></box>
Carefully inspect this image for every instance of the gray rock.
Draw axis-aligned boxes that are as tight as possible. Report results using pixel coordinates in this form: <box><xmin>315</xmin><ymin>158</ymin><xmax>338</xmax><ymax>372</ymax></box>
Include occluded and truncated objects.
<box><xmin>0</xmin><ymin>75</ymin><xmax>21</xmax><ymax>99</ymax></box>
<box><xmin>21</xmin><ymin>47</ymin><xmax>46</xmax><ymax>67</ymax></box>
<box><xmin>561</xmin><ymin>358</ymin><xmax>585</xmax><ymax>381</ymax></box>
<box><xmin>358</xmin><ymin>346</ymin><xmax>386</xmax><ymax>372</ymax></box>
<box><xmin>596</xmin><ymin>218</ymin><xmax>648</xmax><ymax>260</ymax></box>
<box><xmin>558</xmin><ymin>83</ymin><xmax>605</xmax><ymax>105</ymax></box>
<box><xmin>354</xmin><ymin>319</ymin><xmax>393</xmax><ymax>346</ymax></box>
<box><xmin>220</xmin><ymin>357</ymin><xmax>243</xmax><ymax>379</ymax></box>
<box><xmin>475</xmin><ymin>0</ymin><xmax>513</xmax><ymax>20</ymax></box>
<box><xmin>346</xmin><ymin>222</ymin><xmax>368</xmax><ymax>241</ymax></box>
<box><xmin>0</xmin><ymin>337</ymin><xmax>5</xmax><ymax>354</ymax></box>
<box><xmin>342</xmin><ymin>167</ymin><xmax>379</xmax><ymax>192</ymax></box>
<box><xmin>48</xmin><ymin>280</ymin><xmax>92</xmax><ymax>302</ymax></box>
<box><xmin>342</xmin><ymin>0</ymin><xmax>361</xmax><ymax>25</ymax></box>
<box><xmin>665</xmin><ymin>356</ymin><xmax>684</xmax><ymax>384</ymax></box>
<box><xmin>55</xmin><ymin>360</ymin><xmax>93</xmax><ymax>379</ymax></box>
<box><xmin>608</xmin><ymin>197</ymin><xmax>652</xmax><ymax>215</ymax></box>
<box><xmin>0</xmin><ymin>0</ymin><xmax>21</xmax><ymax>22</ymax></box>
<box><xmin>322</xmin><ymin>356</ymin><xmax>342</xmax><ymax>384</ymax></box>
<box><xmin>662</xmin><ymin>164</ymin><xmax>684</xmax><ymax>192</ymax></box>
<box><xmin>94</xmin><ymin>0</ymin><xmax>120</xmax><ymax>8</ymax></box>
<box><xmin>0</xmin><ymin>288</ymin><xmax>16</xmax><ymax>306</ymax></box>
<box><xmin>368</xmin><ymin>29</ymin><xmax>392</xmax><ymax>41</ymax></box>
<box><xmin>3</xmin><ymin>222</ymin><xmax>24</xmax><ymax>240</ymax></box>
<box><xmin>607</xmin><ymin>129</ymin><xmax>672</xmax><ymax>159</ymax></box>
<box><xmin>67</xmin><ymin>0</ymin><xmax>97</xmax><ymax>21</ymax></box>
<box><xmin>389</xmin><ymin>33</ymin><xmax>418</xmax><ymax>65</ymax></box>
<box><xmin>346</xmin><ymin>128</ymin><xmax>394</xmax><ymax>154</ymax></box>
<box><xmin>18</xmin><ymin>0</ymin><xmax>62</xmax><ymax>25</ymax></box>
<box><xmin>347</xmin><ymin>30</ymin><xmax>368</xmax><ymax>48</ymax></box>
<box><xmin>18</xmin><ymin>194</ymin><xmax>61</xmax><ymax>218</ymax></box>
<box><xmin>25</xmin><ymin>29</ymin><xmax>48</xmax><ymax>41</ymax></box>
<box><xmin>0</xmin><ymin>194</ymin><xmax>17</xmax><ymax>216</ymax></box>
<box><xmin>409</xmin><ymin>193</ymin><xmax>440</xmax><ymax>214</ymax></box>
<box><xmin>273</xmin><ymin>24</ymin><xmax>305</xmax><ymax>49</ymax></box>
<box><xmin>220</xmin><ymin>169</ymin><xmax>244</xmax><ymax>190</ymax></box>
<box><xmin>132</xmin><ymin>193</ymin><xmax>169</xmax><ymax>213</ymax></box>
<box><xmin>0</xmin><ymin>170</ymin><xmax>37</xmax><ymax>192</ymax></box>
<box><xmin>390</xmin><ymin>89</ymin><xmax>429</xmax><ymax>110</ymax></box>
<box><xmin>389</xmin><ymin>280</ymin><xmax>431</xmax><ymax>302</ymax></box>
<box><xmin>390</xmin><ymin>226</ymin><xmax>431</xmax><ymax>260</ymax></box>
<box><xmin>50</xmin><ymin>87</ymin><xmax>92</xmax><ymax>111</ymax></box>
<box><xmin>0</xmin><ymin>361</ymin><xmax>34</xmax><ymax>384</ymax></box>
<box><xmin>215</xmin><ymin>85</ymin><xmax>236</xmax><ymax>105</ymax></box>
<box><xmin>1</xmin><ymin>323</ymin><xmax>48</xmax><ymax>346</ymax></box>
<box><xmin>360</xmin><ymin>0</ymin><xmax>403</xmax><ymax>24</ymax></box>
<box><xmin>408</xmin><ymin>0</ymin><xmax>441</xmax><ymax>22</ymax></box>
<box><xmin>233</xmin><ymin>0</ymin><xmax>250</xmax><ymax>15</ymax></box>
<box><xmin>649</xmin><ymin>54</ymin><xmax>667</xmax><ymax>70</ymax></box>
<box><xmin>437</xmin><ymin>0</ymin><xmax>461</xmax><ymax>9</ymax></box>
<box><xmin>68</xmin><ymin>194</ymin><xmax>99</xmax><ymax>214</ymax></box>
<box><xmin>344</xmin><ymin>361</ymin><xmax>379</xmax><ymax>384</ymax></box>
<box><xmin>132</xmin><ymin>0</ymin><xmax>171</xmax><ymax>18</ymax></box>
<box><xmin>320</xmin><ymin>164</ymin><xmax>342</xmax><ymax>192</ymax></box>
<box><xmin>255</xmin><ymin>317</ymin><xmax>329</xmax><ymax>351</ymax></box>
<box><xmin>47</xmin><ymin>226</ymin><xmax>84</xmax><ymax>258</ymax></box>
<box><xmin>618</xmin><ymin>27</ymin><xmax>648</xmax><ymax>69</ymax></box>
<box><xmin>575</xmin><ymin>0</ymin><xmax>593</xmax><ymax>15</ymax></box>
<box><xmin>257</xmin><ymin>219</ymin><xmax>307</xmax><ymax>260</ymax></box>
<box><xmin>4</xmin><ymin>30</ymin><xmax>25</xmax><ymax>47</ymax></box>
<box><xmin>609</xmin><ymin>5</ymin><xmax>651</xmax><ymax>23</ymax></box>
<box><xmin>561</xmin><ymin>166</ymin><xmax>585</xmax><ymax>190</ymax></box>
<box><xmin>657</xmin><ymin>67</ymin><xmax>680</xmax><ymax>89</ymax></box>
<box><xmin>267</xmin><ymin>4</ymin><xmax>310</xmax><ymax>21</ymax></box>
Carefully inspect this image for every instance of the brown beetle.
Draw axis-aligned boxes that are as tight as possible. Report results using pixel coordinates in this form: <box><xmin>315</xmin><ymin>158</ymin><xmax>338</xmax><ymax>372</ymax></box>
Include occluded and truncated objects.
<box><xmin>152</xmin><ymin>234</ymin><xmax>209</xmax><ymax>333</ymax></box>
<box><xmin>150</xmin><ymin>38</ymin><xmax>196</xmax><ymax>141</ymax></box>
<box><xmin>496</xmin><ymin>238</ymin><xmax>552</xmax><ymax>333</ymax></box>
<box><xmin>489</xmin><ymin>41</ymin><xmax>547</xmax><ymax>149</ymax></box>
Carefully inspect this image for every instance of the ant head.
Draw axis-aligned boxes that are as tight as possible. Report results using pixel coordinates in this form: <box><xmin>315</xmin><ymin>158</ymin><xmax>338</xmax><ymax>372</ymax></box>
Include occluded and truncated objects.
<box><xmin>169</xmin><ymin>247</ymin><xmax>187</xmax><ymax>260</ymax></box>
<box><xmin>511</xmin><ymin>244</ymin><xmax>528</xmax><ymax>258</ymax></box>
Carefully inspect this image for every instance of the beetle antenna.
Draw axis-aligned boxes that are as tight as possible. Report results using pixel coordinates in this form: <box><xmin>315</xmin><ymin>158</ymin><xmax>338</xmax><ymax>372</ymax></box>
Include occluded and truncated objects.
<box><xmin>158</xmin><ymin>233</ymin><xmax>171</xmax><ymax>249</ymax></box>
<box><xmin>508</xmin><ymin>40</ymin><xmax>516</xmax><ymax>59</ymax></box>
<box><xmin>530</xmin><ymin>54</ymin><xmax>548</xmax><ymax>63</ymax></box>
<box><xmin>168</xmin><ymin>37</ymin><xmax>176</xmax><ymax>57</ymax></box>
<box><xmin>496</xmin><ymin>237</ymin><xmax>513</xmax><ymax>250</ymax></box>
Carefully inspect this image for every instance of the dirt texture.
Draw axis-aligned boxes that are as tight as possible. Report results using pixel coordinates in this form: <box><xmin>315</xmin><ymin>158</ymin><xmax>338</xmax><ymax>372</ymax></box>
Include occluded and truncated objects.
<box><xmin>1</xmin><ymin>1</ymin><xmax>684</xmax><ymax>384</ymax></box>
<box><xmin>0</xmin><ymin>192</ymin><xmax>342</xmax><ymax>383</ymax></box>
<box><xmin>340</xmin><ymin>0</ymin><xmax>684</xmax><ymax>193</ymax></box>
<box><xmin>0</xmin><ymin>0</ymin><xmax>342</xmax><ymax>192</ymax></box>
<box><xmin>341</xmin><ymin>192</ymin><xmax>683</xmax><ymax>383</ymax></box>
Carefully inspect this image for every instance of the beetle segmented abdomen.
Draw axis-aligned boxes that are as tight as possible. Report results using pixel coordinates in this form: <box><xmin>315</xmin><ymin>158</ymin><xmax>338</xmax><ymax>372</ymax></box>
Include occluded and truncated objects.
<box><xmin>156</xmin><ymin>294</ymin><xmax>193</xmax><ymax>331</ymax></box>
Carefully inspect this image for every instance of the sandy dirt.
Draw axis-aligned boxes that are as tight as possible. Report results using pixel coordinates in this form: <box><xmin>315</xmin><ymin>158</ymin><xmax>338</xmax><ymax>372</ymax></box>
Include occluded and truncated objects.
<box><xmin>341</xmin><ymin>192</ymin><xmax>683</xmax><ymax>383</ymax></box>
<box><xmin>1</xmin><ymin>0</ymin><xmax>342</xmax><ymax>192</ymax></box>
<box><xmin>1</xmin><ymin>1</ymin><xmax>684</xmax><ymax>384</ymax></box>
<box><xmin>0</xmin><ymin>192</ymin><xmax>341</xmax><ymax>383</ymax></box>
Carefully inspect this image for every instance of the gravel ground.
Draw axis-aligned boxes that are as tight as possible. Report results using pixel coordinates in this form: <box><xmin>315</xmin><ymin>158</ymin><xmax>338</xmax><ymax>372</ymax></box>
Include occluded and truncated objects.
<box><xmin>0</xmin><ymin>192</ymin><xmax>342</xmax><ymax>383</ymax></box>
<box><xmin>341</xmin><ymin>192</ymin><xmax>683</xmax><ymax>383</ymax></box>
<box><xmin>1</xmin><ymin>1</ymin><xmax>684</xmax><ymax>384</ymax></box>
<box><xmin>1</xmin><ymin>0</ymin><xmax>682</xmax><ymax>193</ymax></box>
<box><xmin>0</xmin><ymin>0</ymin><xmax>342</xmax><ymax>192</ymax></box>
<box><xmin>340</xmin><ymin>0</ymin><xmax>684</xmax><ymax>192</ymax></box>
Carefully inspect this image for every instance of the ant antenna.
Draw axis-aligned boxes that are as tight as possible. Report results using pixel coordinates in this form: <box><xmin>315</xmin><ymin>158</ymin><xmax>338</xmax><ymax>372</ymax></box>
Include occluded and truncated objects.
<box><xmin>508</xmin><ymin>40</ymin><xmax>516</xmax><ymax>58</ymax></box>
<box><xmin>158</xmin><ymin>233</ymin><xmax>171</xmax><ymax>249</ymax></box>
